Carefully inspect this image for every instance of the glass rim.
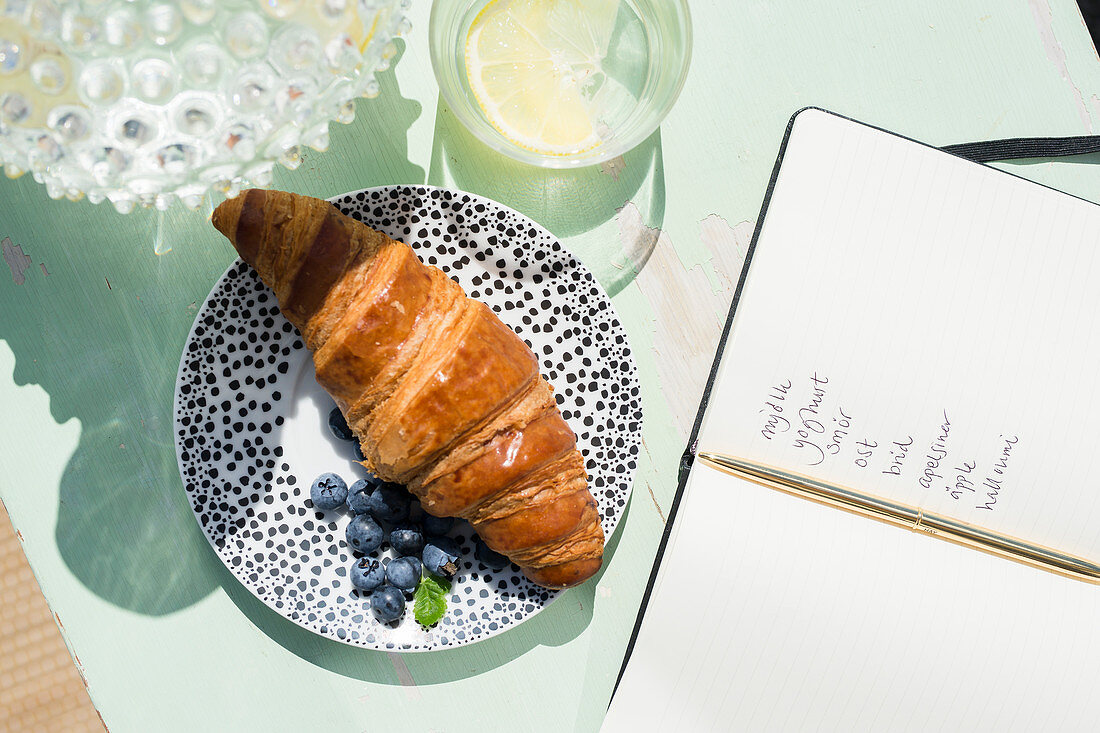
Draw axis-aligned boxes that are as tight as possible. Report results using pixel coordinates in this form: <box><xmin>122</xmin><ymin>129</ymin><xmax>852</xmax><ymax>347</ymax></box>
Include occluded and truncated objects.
<box><xmin>428</xmin><ymin>0</ymin><xmax>693</xmax><ymax>169</ymax></box>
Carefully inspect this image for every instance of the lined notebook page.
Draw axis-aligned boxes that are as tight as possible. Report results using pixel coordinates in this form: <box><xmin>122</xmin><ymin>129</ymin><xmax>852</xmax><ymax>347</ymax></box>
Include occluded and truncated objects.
<box><xmin>603</xmin><ymin>109</ymin><xmax>1100</xmax><ymax>732</ymax></box>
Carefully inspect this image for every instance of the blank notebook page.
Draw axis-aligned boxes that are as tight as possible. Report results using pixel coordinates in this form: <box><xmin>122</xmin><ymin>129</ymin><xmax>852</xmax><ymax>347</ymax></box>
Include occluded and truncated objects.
<box><xmin>603</xmin><ymin>109</ymin><xmax>1100</xmax><ymax>732</ymax></box>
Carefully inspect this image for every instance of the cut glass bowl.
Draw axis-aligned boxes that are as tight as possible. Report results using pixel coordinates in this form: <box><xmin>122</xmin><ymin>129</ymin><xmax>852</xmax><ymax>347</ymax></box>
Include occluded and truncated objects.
<box><xmin>0</xmin><ymin>0</ymin><xmax>411</xmax><ymax>212</ymax></box>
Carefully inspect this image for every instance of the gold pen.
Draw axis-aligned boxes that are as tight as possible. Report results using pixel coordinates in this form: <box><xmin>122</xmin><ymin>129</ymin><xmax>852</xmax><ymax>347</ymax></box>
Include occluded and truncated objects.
<box><xmin>697</xmin><ymin>451</ymin><xmax>1100</xmax><ymax>585</ymax></box>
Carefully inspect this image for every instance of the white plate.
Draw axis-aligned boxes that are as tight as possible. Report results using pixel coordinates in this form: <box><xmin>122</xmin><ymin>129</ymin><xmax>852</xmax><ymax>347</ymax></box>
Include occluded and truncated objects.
<box><xmin>174</xmin><ymin>185</ymin><xmax>642</xmax><ymax>651</ymax></box>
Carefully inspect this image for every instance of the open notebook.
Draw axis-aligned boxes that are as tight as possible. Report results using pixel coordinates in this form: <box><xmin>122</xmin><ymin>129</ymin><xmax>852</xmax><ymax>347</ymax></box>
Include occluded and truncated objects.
<box><xmin>603</xmin><ymin>109</ymin><xmax>1100</xmax><ymax>732</ymax></box>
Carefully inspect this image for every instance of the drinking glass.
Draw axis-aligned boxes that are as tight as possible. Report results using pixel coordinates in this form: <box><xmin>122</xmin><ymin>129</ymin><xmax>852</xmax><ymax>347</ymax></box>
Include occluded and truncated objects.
<box><xmin>429</xmin><ymin>0</ymin><xmax>691</xmax><ymax>168</ymax></box>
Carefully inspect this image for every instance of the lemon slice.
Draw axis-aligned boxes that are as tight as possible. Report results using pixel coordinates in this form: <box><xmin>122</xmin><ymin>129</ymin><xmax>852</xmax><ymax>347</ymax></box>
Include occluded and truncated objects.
<box><xmin>465</xmin><ymin>0</ymin><xmax>620</xmax><ymax>156</ymax></box>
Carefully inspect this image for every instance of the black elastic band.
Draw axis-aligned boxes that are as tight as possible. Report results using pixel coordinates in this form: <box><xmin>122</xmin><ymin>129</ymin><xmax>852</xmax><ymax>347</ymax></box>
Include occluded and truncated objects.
<box><xmin>942</xmin><ymin>135</ymin><xmax>1100</xmax><ymax>163</ymax></box>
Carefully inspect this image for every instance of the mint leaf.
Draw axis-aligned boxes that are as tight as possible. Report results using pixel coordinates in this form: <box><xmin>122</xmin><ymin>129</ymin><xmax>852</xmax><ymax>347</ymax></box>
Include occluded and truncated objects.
<box><xmin>414</xmin><ymin>571</ymin><xmax>450</xmax><ymax>627</ymax></box>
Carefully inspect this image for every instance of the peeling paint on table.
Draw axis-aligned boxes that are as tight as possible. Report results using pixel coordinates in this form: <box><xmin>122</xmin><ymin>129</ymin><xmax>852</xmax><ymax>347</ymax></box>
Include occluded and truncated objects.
<box><xmin>599</xmin><ymin>156</ymin><xmax>627</xmax><ymax>181</ymax></box>
<box><xmin>1029</xmin><ymin>0</ymin><xmax>1096</xmax><ymax>130</ymax></box>
<box><xmin>387</xmin><ymin>653</ymin><xmax>420</xmax><ymax>697</ymax></box>
<box><xmin>626</xmin><ymin>205</ymin><xmax>751</xmax><ymax>441</ymax></box>
<box><xmin>2</xmin><ymin>237</ymin><xmax>32</xmax><ymax>285</ymax></box>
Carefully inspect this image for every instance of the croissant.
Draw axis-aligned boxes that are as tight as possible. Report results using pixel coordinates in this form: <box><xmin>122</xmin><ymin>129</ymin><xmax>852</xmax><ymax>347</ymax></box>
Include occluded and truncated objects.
<box><xmin>211</xmin><ymin>189</ymin><xmax>604</xmax><ymax>589</ymax></box>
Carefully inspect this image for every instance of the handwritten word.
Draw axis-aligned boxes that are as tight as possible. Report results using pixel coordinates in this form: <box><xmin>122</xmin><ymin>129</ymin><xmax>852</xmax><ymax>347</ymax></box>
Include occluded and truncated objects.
<box><xmin>882</xmin><ymin>436</ymin><xmax>914</xmax><ymax>476</ymax></box>
<box><xmin>793</xmin><ymin>436</ymin><xmax>825</xmax><ymax>465</ymax></box>
<box><xmin>947</xmin><ymin>460</ymin><xmax>976</xmax><ymax>500</ymax></box>
<box><xmin>792</xmin><ymin>373</ymin><xmax>830</xmax><ymax>465</ymax></box>
<box><xmin>854</xmin><ymin>438</ymin><xmax>877</xmax><ymax>468</ymax></box>
<box><xmin>976</xmin><ymin>435</ymin><xmax>1018</xmax><ymax>511</ymax></box>
<box><xmin>825</xmin><ymin>407</ymin><xmax>853</xmax><ymax>455</ymax></box>
<box><xmin>759</xmin><ymin>379</ymin><xmax>792</xmax><ymax>441</ymax></box>
<box><xmin>796</xmin><ymin>373</ymin><xmax>829</xmax><ymax>434</ymax></box>
<box><xmin>917</xmin><ymin>412</ymin><xmax>952</xmax><ymax>490</ymax></box>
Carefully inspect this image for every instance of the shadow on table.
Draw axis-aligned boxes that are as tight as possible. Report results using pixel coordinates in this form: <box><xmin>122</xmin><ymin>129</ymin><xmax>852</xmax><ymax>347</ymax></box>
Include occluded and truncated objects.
<box><xmin>220</xmin><ymin>497</ymin><xmax>633</xmax><ymax>685</ymax></box>
<box><xmin>426</xmin><ymin>98</ymin><xmax>667</xmax><ymax>296</ymax></box>
<box><xmin>0</xmin><ymin>42</ymin><xmax>424</xmax><ymax>617</ymax></box>
<box><xmin>284</xmin><ymin>40</ymin><xmax>425</xmax><ymax>196</ymax></box>
<box><xmin>998</xmin><ymin>152</ymin><xmax>1100</xmax><ymax>168</ymax></box>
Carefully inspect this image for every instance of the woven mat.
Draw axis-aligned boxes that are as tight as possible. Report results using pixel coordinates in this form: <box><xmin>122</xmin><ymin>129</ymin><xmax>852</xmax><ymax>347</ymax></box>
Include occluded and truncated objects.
<box><xmin>0</xmin><ymin>502</ymin><xmax>104</xmax><ymax>733</ymax></box>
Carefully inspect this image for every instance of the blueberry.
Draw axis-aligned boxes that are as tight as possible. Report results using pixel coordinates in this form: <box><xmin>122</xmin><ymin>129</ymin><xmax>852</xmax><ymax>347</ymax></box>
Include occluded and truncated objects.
<box><xmin>346</xmin><ymin>476</ymin><xmax>381</xmax><ymax>514</ymax></box>
<box><xmin>367</xmin><ymin>483</ymin><xmax>411</xmax><ymax>524</ymax></box>
<box><xmin>390</xmin><ymin>524</ymin><xmax>424</xmax><ymax>555</ymax></box>
<box><xmin>345</xmin><ymin>514</ymin><xmax>384</xmax><ymax>554</ymax></box>
<box><xmin>403</xmin><ymin>555</ymin><xmax>422</xmax><ymax>577</ymax></box>
<box><xmin>328</xmin><ymin>407</ymin><xmax>354</xmax><ymax>441</ymax></box>
<box><xmin>370</xmin><ymin>586</ymin><xmax>405</xmax><ymax>623</ymax></box>
<box><xmin>309</xmin><ymin>472</ymin><xmax>348</xmax><ymax>511</ymax></box>
<box><xmin>386</xmin><ymin>556</ymin><xmax>422</xmax><ymax>592</ymax></box>
<box><xmin>421</xmin><ymin>513</ymin><xmax>454</xmax><ymax>536</ymax></box>
<box><xmin>349</xmin><ymin>557</ymin><xmax>386</xmax><ymax>591</ymax></box>
<box><xmin>353</xmin><ymin>441</ymin><xmax>366</xmax><ymax>462</ymax></box>
<box><xmin>475</xmin><ymin>538</ymin><xmax>511</xmax><ymax>570</ymax></box>
<box><xmin>422</xmin><ymin>536</ymin><xmax>461</xmax><ymax>579</ymax></box>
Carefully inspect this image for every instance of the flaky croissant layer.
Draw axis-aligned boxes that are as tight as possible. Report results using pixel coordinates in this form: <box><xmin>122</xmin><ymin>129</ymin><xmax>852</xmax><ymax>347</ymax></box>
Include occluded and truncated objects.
<box><xmin>211</xmin><ymin>189</ymin><xmax>604</xmax><ymax>589</ymax></box>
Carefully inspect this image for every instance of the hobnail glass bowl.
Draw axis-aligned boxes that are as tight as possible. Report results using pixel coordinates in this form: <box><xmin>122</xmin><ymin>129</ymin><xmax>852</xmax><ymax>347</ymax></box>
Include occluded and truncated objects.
<box><xmin>0</xmin><ymin>0</ymin><xmax>411</xmax><ymax>212</ymax></box>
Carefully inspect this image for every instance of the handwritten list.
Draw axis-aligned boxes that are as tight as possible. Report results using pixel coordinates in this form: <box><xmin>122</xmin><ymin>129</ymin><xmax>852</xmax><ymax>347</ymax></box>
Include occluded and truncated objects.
<box><xmin>756</xmin><ymin>373</ymin><xmax>1018</xmax><ymax>513</ymax></box>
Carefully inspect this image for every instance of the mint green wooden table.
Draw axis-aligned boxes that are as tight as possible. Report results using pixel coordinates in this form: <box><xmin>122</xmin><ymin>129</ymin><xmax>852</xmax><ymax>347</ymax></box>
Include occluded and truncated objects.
<box><xmin>2</xmin><ymin>2</ymin><xmax>1099</xmax><ymax>731</ymax></box>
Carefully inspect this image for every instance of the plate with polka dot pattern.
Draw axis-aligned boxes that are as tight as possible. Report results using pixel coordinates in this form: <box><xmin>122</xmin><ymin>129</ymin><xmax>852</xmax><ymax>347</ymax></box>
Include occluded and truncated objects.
<box><xmin>175</xmin><ymin>185</ymin><xmax>642</xmax><ymax>651</ymax></box>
